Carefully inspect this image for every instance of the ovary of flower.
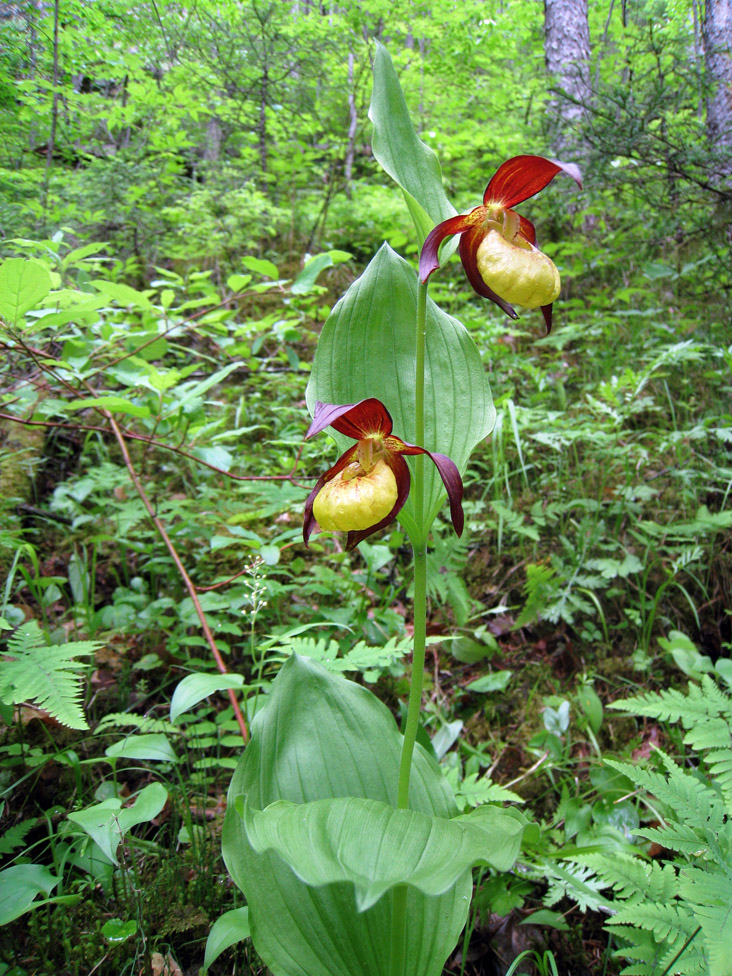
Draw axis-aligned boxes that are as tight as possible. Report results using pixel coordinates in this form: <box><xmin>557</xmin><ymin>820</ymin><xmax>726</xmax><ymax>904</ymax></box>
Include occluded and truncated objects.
<box><xmin>313</xmin><ymin>457</ymin><xmax>397</xmax><ymax>532</ymax></box>
<box><xmin>476</xmin><ymin>226</ymin><xmax>560</xmax><ymax>308</ymax></box>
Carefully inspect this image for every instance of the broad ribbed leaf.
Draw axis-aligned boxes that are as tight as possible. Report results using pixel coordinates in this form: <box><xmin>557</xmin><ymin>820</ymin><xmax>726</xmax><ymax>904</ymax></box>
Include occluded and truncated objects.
<box><xmin>223</xmin><ymin>655</ymin><xmax>472</xmax><ymax>976</ymax></box>
<box><xmin>306</xmin><ymin>244</ymin><xmax>494</xmax><ymax>542</ymax></box>
<box><xmin>369</xmin><ymin>43</ymin><xmax>455</xmax><ymax>244</ymax></box>
<box><xmin>235</xmin><ymin>795</ymin><xmax>523</xmax><ymax>911</ymax></box>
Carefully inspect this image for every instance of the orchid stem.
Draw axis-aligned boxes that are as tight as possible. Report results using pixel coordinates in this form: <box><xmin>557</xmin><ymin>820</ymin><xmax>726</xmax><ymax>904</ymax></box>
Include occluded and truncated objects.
<box><xmin>390</xmin><ymin>278</ymin><xmax>429</xmax><ymax>976</ymax></box>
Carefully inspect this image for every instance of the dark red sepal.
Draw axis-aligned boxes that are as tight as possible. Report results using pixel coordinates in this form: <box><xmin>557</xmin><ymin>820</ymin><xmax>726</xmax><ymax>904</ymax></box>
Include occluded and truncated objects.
<box><xmin>385</xmin><ymin>437</ymin><xmax>464</xmax><ymax>537</ymax></box>
<box><xmin>419</xmin><ymin>212</ymin><xmax>479</xmax><ymax>283</ymax></box>
<box><xmin>484</xmin><ymin>155</ymin><xmax>582</xmax><ymax>209</ymax></box>
<box><xmin>307</xmin><ymin>398</ymin><xmax>392</xmax><ymax>441</ymax></box>
<box><xmin>540</xmin><ymin>303</ymin><xmax>553</xmax><ymax>336</ymax></box>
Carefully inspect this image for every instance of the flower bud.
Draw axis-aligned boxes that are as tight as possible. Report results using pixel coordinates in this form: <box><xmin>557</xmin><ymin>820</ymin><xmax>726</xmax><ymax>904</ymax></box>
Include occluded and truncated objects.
<box><xmin>476</xmin><ymin>228</ymin><xmax>560</xmax><ymax>309</ymax></box>
<box><xmin>312</xmin><ymin>458</ymin><xmax>398</xmax><ymax>532</ymax></box>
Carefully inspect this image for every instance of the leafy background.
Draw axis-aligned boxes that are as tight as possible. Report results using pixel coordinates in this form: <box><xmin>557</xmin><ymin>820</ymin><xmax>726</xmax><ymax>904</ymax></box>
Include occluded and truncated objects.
<box><xmin>1</xmin><ymin>0</ymin><xmax>731</xmax><ymax>974</ymax></box>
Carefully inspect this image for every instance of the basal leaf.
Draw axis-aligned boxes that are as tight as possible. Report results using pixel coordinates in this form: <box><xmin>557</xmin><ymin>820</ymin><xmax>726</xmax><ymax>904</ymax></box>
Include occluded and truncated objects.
<box><xmin>105</xmin><ymin>733</ymin><xmax>178</xmax><ymax>762</ymax></box>
<box><xmin>307</xmin><ymin>244</ymin><xmax>494</xmax><ymax>541</ymax></box>
<box><xmin>234</xmin><ymin>794</ymin><xmax>524</xmax><ymax>911</ymax></box>
<box><xmin>223</xmin><ymin>655</ymin><xmax>472</xmax><ymax>976</ymax></box>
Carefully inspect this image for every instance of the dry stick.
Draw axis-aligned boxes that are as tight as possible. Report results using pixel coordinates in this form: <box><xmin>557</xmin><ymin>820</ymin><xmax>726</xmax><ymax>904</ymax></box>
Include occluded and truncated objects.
<box><xmin>4</xmin><ymin>335</ymin><xmax>250</xmax><ymax>740</ymax></box>
<box><xmin>0</xmin><ymin>414</ymin><xmax>308</xmax><ymax>485</ymax></box>
<box><xmin>103</xmin><ymin>409</ymin><xmax>249</xmax><ymax>742</ymax></box>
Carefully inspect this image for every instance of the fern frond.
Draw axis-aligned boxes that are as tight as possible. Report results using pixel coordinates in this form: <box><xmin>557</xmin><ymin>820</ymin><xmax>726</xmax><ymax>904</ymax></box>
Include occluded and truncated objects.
<box><xmin>702</xmin><ymin>751</ymin><xmax>732</xmax><ymax>813</ymax></box>
<box><xmin>0</xmin><ymin>818</ymin><xmax>36</xmax><ymax>856</ymax></box>
<box><xmin>636</xmin><ymin>823</ymin><xmax>713</xmax><ymax>857</ymax></box>
<box><xmin>606</xmin><ymin>900</ymin><xmax>696</xmax><ymax>945</ymax></box>
<box><xmin>576</xmin><ymin>853</ymin><xmax>677</xmax><ymax>903</ymax></box>
<box><xmin>610</xmin><ymin>677</ymin><xmax>732</xmax><ymax>727</ymax></box>
<box><xmin>542</xmin><ymin>860</ymin><xmax>612</xmax><ymax>912</ymax></box>
<box><xmin>604</xmin><ymin>756</ymin><xmax>724</xmax><ymax>832</ymax></box>
<box><xmin>0</xmin><ymin>621</ymin><xmax>100</xmax><ymax>730</ymax></box>
<box><xmin>93</xmin><ymin>712</ymin><xmax>179</xmax><ymax>735</ymax></box>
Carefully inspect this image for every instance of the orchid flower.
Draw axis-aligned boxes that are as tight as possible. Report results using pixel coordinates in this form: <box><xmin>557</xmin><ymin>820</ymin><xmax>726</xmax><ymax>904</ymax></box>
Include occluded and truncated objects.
<box><xmin>303</xmin><ymin>398</ymin><xmax>463</xmax><ymax>550</ymax></box>
<box><xmin>419</xmin><ymin>154</ymin><xmax>582</xmax><ymax>332</ymax></box>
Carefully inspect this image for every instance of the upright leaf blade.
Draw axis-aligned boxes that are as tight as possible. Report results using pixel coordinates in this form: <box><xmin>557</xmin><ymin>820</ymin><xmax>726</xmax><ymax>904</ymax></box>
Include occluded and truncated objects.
<box><xmin>369</xmin><ymin>42</ymin><xmax>455</xmax><ymax>243</ymax></box>
<box><xmin>307</xmin><ymin>244</ymin><xmax>494</xmax><ymax>540</ymax></box>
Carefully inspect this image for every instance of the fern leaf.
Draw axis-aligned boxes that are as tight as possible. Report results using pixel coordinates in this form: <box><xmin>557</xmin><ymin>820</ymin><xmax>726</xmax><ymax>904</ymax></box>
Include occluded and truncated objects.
<box><xmin>576</xmin><ymin>853</ymin><xmax>677</xmax><ymax>904</ymax></box>
<box><xmin>610</xmin><ymin>678</ymin><xmax>731</xmax><ymax>727</ymax></box>
<box><xmin>94</xmin><ymin>712</ymin><xmax>178</xmax><ymax>735</ymax></box>
<box><xmin>0</xmin><ymin>621</ymin><xmax>100</xmax><ymax>730</ymax></box>
<box><xmin>696</xmin><ymin>744</ymin><xmax>732</xmax><ymax>816</ymax></box>
<box><xmin>542</xmin><ymin>860</ymin><xmax>612</xmax><ymax>912</ymax></box>
<box><xmin>636</xmin><ymin>823</ymin><xmax>713</xmax><ymax>857</ymax></box>
<box><xmin>0</xmin><ymin>819</ymin><xmax>35</xmax><ymax>856</ymax></box>
<box><xmin>604</xmin><ymin>756</ymin><xmax>724</xmax><ymax>832</ymax></box>
<box><xmin>607</xmin><ymin>900</ymin><xmax>696</xmax><ymax>945</ymax></box>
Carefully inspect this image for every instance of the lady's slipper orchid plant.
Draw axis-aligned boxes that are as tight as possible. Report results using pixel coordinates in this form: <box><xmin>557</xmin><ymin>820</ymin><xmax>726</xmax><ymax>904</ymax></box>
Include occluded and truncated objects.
<box><xmin>303</xmin><ymin>398</ymin><xmax>463</xmax><ymax>550</ymax></box>
<box><xmin>419</xmin><ymin>154</ymin><xmax>582</xmax><ymax>332</ymax></box>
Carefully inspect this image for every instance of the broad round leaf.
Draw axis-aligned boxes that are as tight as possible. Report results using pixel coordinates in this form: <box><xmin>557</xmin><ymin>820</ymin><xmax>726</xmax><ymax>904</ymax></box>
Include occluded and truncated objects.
<box><xmin>306</xmin><ymin>244</ymin><xmax>494</xmax><ymax>541</ymax></box>
<box><xmin>223</xmin><ymin>654</ymin><xmax>472</xmax><ymax>976</ymax></box>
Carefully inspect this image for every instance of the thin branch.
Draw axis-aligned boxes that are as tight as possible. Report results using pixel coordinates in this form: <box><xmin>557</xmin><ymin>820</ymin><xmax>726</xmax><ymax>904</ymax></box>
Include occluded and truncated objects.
<box><xmin>102</xmin><ymin>410</ymin><xmax>249</xmax><ymax>742</ymax></box>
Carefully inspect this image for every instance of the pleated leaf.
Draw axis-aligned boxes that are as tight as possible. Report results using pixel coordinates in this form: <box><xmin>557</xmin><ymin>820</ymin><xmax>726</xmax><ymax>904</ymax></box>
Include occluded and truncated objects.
<box><xmin>306</xmin><ymin>244</ymin><xmax>494</xmax><ymax>542</ymax></box>
<box><xmin>234</xmin><ymin>795</ymin><xmax>523</xmax><ymax>911</ymax></box>
<box><xmin>222</xmin><ymin>655</ymin><xmax>474</xmax><ymax>976</ymax></box>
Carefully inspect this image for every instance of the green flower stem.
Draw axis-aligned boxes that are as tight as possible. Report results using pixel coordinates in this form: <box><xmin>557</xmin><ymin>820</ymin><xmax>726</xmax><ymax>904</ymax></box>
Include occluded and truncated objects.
<box><xmin>390</xmin><ymin>279</ymin><xmax>429</xmax><ymax>976</ymax></box>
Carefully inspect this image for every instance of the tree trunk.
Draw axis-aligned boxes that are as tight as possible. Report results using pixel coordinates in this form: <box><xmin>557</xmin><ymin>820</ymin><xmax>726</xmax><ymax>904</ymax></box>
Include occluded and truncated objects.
<box><xmin>343</xmin><ymin>49</ymin><xmax>357</xmax><ymax>199</ymax></box>
<box><xmin>543</xmin><ymin>0</ymin><xmax>591</xmax><ymax>156</ymax></box>
<box><xmin>42</xmin><ymin>0</ymin><xmax>60</xmax><ymax>207</ymax></box>
<box><xmin>702</xmin><ymin>0</ymin><xmax>732</xmax><ymax>177</ymax></box>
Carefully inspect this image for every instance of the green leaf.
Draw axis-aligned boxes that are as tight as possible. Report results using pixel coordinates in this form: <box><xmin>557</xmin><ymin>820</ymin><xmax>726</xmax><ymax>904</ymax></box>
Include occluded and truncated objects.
<box><xmin>291</xmin><ymin>253</ymin><xmax>334</xmax><ymax>294</ymax></box>
<box><xmin>65</xmin><ymin>396</ymin><xmax>152</xmax><ymax>419</ymax></box>
<box><xmin>241</xmin><ymin>256</ymin><xmax>279</xmax><ymax>279</ymax></box>
<box><xmin>235</xmin><ymin>795</ymin><xmax>523</xmax><ymax>911</ymax></box>
<box><xmin>0</xmin><ymin>864</ymin><xmax>59</xmax><ymax>925</ymax></box>
<box><xmin>369</xmin><ymin>43</ymin><xmax>455</xmax><ymax>243</ymax></box>
<box><xmin>0</xmin><ymin>621</ymin><xmax>97</xmax><ymax>729</ymax></box>
<box><xmin>170</xmin><ymin>673</ymin><xmax>246</xmax><ymax>723</ymax></box>
<box><xmin>101</xmin><ymin>918</ymin><xmax>138</xmax><ymax>942</ymax></box>
<box><xmin>223</xmin><ymin>655</ymin><xmax>473</xmax><ymax>976</ymax></box>
<box><xmin>68</xmin><ymin>783</ymin><xmax>167</xmax><ymax>864</ymax></box>
<box><xmin>91</xmin><ymin>280</ymin><xmax>153</xmax><ymax>310</ymax></box>
<box><xmin>105</xmin><ymin>733</ymin><xmax>178</xmax><ymax>762</ymax></box>
<box><xmin>466</xmin><ymin>671</ymin><xmax>513</xmax><ymax>693</ymax></box>
<box><xmin>307</xmin><ymin>245</ymin><xmax>494</xmax><ymax>542</ymax></box>
<box><xmin>0</xmin><ymin>258</ymin><xmax>53</xmax><ymax>324</ymax></box>
<box><xmin>203</xmin><ymin>907</ymin><xmax>250</xmax><ymax>972</ymax></box>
